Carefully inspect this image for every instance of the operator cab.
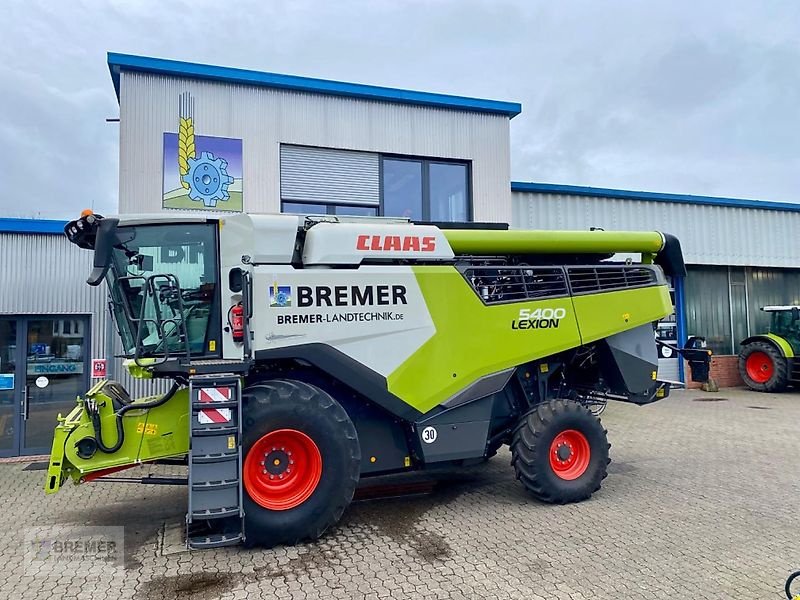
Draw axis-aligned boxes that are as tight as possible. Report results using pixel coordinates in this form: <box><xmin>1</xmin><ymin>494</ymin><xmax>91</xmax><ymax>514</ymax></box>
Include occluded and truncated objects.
<box><xmin>65</xmin><ymin>212</ymin><xmax>223</xmax><ymax>362</ymax></box>
<box><xmin>762</xmin><ymin>305</ymin><xmax>800</xmax><ymax>354</ymax></box>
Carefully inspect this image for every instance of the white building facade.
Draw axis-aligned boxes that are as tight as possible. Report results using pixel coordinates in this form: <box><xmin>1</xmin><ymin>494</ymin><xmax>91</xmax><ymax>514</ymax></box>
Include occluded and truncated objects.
<box><xmin>111</xmin><ymin>53</ymin><xmax>520</xmax><ymax>224</ymax></box>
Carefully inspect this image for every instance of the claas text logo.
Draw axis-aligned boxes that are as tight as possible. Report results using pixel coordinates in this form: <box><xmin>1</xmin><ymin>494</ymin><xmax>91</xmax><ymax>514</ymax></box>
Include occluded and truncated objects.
<box><xmin>356</xmin><ymin>234</ymin><xmax>436</xmax><ymax>252</ymax></box>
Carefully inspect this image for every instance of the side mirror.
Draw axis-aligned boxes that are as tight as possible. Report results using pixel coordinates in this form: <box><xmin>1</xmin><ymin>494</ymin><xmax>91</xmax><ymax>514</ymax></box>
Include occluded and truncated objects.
<box><xmin>228</xmin><ymin>268</ymin><xmax>244</xmax><ymax>293</ymax></box>
<box><xmin>87</xmin><ymin>218</ymin><xmax>121</xmax><ymax>286</ymax></box>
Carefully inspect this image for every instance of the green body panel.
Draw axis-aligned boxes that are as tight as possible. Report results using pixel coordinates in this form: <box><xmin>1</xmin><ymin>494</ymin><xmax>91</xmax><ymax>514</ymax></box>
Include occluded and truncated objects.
<box><xmin>44</xmin><ymin>404</ymin><xmax>82</xmax><ymax>494</ymax></box>
<box><xmin>757</xmin><ymin>333</ymin><xmax>794</xmax><ymax>358</ymax></box>
<box><xmin>124</xmin><ymin>358</ymin><xmax>155</xmax><ymax>379</ymax></box>
<box><xmin>572</xmin><ymin>286</ymin><xmax>673</xmax><ymax>344</ymax></box>
<box><xmin>387</xmin><ymin>267</ymin><xmax>672</xmax><ymax>414</ymax></box>
<box><xmin>44</xmin><ymin>381</ymin><xmax>189</xmax><ymax>493</ymax></box>
<box><xmin>443</xmin><ymin>229</ymin><xmax>664</xmax><ymax>256</ymax></box>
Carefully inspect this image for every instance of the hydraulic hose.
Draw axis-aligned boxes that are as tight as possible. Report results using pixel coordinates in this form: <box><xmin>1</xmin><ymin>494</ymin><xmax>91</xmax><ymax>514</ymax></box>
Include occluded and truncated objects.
<box><xmin>88</xmin><ymin>382</ymin><xmax>181</xmax><ymax>454</ymax></box>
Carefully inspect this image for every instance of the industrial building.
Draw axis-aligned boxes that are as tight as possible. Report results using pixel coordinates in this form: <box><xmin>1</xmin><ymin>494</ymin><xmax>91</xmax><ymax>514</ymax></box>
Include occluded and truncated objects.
<box><xmin>1</xmin><ymin>52</ymin><xmax>798</xmax><ymax>456</ymax></box>
<box><xmin>511</xmin><ymin>183</ymin><xmax>800</xmax><ymax>383</ymax></box>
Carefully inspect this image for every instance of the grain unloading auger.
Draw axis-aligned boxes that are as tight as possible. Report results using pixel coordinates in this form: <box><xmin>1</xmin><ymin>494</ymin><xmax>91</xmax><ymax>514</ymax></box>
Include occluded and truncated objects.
<box><xmin>46</xmin><ymin>211</ymin><xmax>685</xmax><ymax>548</ymax></box>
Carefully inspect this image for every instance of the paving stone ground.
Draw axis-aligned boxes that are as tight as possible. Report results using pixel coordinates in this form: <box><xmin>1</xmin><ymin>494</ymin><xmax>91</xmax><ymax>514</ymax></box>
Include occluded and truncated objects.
<box><xmin>1</xmin><ymin>387</ymin><xmax>798</xmax><ymax>599</ymax></box>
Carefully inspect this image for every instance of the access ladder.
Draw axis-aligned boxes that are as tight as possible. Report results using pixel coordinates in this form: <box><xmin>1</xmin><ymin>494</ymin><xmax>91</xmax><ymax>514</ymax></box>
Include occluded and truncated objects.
<box><xmin>187</xmin><ymin>374</ymin><xmax>245</xmax><ymax>548</ymax></box>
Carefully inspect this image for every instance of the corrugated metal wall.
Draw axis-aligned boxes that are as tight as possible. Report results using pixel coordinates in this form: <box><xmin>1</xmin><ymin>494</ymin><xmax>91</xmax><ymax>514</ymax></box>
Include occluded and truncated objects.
<box><xmin>0</xmin><ymin>233</ymin><xmax>108</xmax><ymax>359</ymax></box>
<box><xmin>684</xmin><ymin>265</ymin><xmax>800</xmax><ymax>355</ymax></box>
<box><xmin>280</xmin><ymin>145</ymin><xmax>379</xmax><ymax>206</ymax></box>
<box><xmin>512</xmin><ymin>191</ymin><xmax>800</xmax><ymax>268</ymax></box>
<box><xmin>0</xmin><ymin>232</ymin><xmax>169</xmax><ymax>399</ymax></box>
<box><xmin>747</xmin><ymin>268</ymin><xmax>800</xmax><ymax>333</ymax></box>
<box><xmin>685</xmin><ymin>266</ymin><xmax>733</xmax><ymax>354</ymax></box>
<box><xmin>120</xmin><ymin>71</ymin><xmax>512</xmax><ymax>223</ymax></box>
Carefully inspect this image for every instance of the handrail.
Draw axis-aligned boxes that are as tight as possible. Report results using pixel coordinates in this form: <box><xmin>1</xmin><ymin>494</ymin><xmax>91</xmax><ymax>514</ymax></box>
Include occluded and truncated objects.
<box><xmin>116</xmin><ymin>273</ymin><xmax>192</xmax><ymax>367</ymax></box>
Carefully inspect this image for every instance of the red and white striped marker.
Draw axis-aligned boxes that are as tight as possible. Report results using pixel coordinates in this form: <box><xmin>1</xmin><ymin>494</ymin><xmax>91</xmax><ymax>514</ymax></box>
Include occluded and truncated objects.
<box><xmin>198</xmin><ymin>387</ymin><xmax>232</xmax><ymax>424</ymax></box>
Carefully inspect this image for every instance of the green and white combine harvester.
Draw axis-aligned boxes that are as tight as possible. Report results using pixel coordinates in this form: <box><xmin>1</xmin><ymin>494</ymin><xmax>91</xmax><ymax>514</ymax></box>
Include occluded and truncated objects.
<box><xmin>45</xmin><ymin>211</ymin><xmax>686</xmax><ymax>548</ymax></box>
<box><xmin>738</xmin><ymin>305</ymin><xmax>800</xmax><ymax>392</ymax></box>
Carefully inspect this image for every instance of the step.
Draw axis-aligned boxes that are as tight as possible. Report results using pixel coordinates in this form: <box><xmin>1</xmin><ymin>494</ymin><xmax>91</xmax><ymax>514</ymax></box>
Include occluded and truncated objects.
<box><xmin>190</xmin><ymin>506</ymin><xmax>240</xmax><ymax>520</ymax></box>
<box><xmin>192</xmin><ymin>452</ymin><xmax>239</xmax><ymax>464</ymax></box>
<box><xmin>188</xmin><ymin>531</ymin><xmax>244</xmax><ymax>549</ymax></box>
<box><xmin>191</xmin><ymin>425</ymin><xmax>239</xmax><ymax>437</ymax></box>
<box><xmin>192</xmin><ymin>400</ymin><xmax>239</xmax><ymax>410</ymax></box>
<box><xmin>191</xmin><ymin>479</ymin><xmax>239</xmax><ymax>491</ymax></box>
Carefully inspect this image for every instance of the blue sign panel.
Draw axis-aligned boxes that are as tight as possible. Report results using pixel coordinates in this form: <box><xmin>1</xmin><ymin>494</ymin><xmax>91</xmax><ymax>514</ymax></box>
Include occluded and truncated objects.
<box><xmin>30</xmin><ymin>343</ymin><xmax>47</xmax><ymax>356</ymax></box>
<box><xmin>0</xmin><ymin>374</ymin><xmax>14</xmax><ymax>391</ymax></box>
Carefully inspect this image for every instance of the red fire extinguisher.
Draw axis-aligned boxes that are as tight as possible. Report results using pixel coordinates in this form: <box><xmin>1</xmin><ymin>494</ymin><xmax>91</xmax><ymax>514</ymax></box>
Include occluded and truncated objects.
<box><xmin>231</xmin><ymin>303</ymin><xmax>244</xmax><ymax>342</ymax></box>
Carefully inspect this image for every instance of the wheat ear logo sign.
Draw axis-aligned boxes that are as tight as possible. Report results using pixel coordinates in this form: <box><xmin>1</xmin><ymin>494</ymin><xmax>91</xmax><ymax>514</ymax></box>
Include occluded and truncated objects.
<box><xmin>177</xmin><ymin>95</ymin><xmax>196</xmax><ymax>191</ymax></box>
<box><xmin>162</xmin><ymin>92</ymin><xmax>244</xmax><ymax>211</ymax></box>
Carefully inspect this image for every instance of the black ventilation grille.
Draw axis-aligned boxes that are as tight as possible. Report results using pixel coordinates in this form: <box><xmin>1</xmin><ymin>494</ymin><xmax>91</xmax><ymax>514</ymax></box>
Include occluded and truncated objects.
<box><xmin>567</xmin><ymin>266</ymin><xmax>658</xmax><ymax>294</ymax></box>
<box><xmin>464</xmin><ymin>267</ymin><xmax>569</xmax><ymax>304</ymax></box>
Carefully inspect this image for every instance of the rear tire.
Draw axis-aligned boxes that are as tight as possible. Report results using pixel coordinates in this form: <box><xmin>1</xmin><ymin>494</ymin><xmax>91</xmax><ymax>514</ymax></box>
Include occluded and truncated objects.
<box><xmin>511</xmin><ymin>399</ymin><xmax>610</xmax><ymax>504</ymax></box>
<box><xmin>241</xmin><ymin>379</ymin><xmax>360</xmax><ymax>547</ymax></box>
<box><xmin>738</xmin><ymin>341</ymin><xmax>788</xmax><ymax>392</ymax></box>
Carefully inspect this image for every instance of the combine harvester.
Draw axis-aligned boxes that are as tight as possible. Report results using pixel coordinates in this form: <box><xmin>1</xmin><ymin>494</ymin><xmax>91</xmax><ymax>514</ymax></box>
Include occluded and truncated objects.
<box><xmin>45</xmin><ymin>211</ymin><xmax>685</xmax><ymax>548</ymax></box>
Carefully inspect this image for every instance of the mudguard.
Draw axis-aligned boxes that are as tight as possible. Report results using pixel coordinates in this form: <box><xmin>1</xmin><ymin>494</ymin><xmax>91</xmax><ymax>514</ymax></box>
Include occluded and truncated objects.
<box><xmin>740</xmin><ymin>334</ymin><xmax>794</xmax><ymax>358</ymax></box>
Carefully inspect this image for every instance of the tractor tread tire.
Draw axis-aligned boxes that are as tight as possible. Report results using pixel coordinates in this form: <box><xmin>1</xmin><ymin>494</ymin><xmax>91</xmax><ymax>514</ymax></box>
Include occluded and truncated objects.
<box><xmin>738</xmin><ymin>341</ymin><xmax>789</xmax><ymax>393</ymax></box>
<box><xmin>241</xmin><ymin>379</ymin><xmax>360</xmax><ymax>548</ymax></box>
<box><xmin>510</xmin><ymin>399</ymin><xmax>610</xmax><ymax>504</ymax></box>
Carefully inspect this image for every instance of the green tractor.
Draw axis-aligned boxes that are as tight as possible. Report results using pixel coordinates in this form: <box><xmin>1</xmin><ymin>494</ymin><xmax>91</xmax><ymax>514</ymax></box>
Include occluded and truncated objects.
<box><xmin>738</xmin><ymin>306</ymin><xmax>800</xmax><ymax>392</ymax></box>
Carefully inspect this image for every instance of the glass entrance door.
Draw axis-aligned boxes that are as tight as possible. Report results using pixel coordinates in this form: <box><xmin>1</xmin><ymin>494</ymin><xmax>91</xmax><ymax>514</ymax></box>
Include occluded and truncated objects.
<box><xmin>23</xmin><ymin>318</ymin><xmax>89</xmax><ymax>454</ymax></box>
<box><xmin>0</xmin><ymin>316</ymin><xmax>89</xmax><ymax>456</ymax></box>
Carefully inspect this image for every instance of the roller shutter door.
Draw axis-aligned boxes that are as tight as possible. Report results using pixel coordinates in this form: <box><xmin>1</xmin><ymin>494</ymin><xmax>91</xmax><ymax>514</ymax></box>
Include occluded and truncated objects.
<box><xmin>280</xmin><ymin>145</ymin><xmax>379</xmax><ymax>206</ymax></box>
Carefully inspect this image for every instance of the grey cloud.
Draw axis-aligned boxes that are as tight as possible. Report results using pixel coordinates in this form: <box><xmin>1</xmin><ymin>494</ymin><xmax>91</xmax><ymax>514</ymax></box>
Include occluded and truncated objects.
<box><xmin>1</xmin><ymin>0</ymin><xmax>799</xmax><ymax>219</ymax></box>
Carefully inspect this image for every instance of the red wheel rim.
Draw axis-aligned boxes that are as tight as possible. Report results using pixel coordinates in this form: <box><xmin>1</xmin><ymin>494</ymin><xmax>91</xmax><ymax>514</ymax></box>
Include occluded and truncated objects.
<box><xmin>243</xmin><ymin>429</ymin><xmax>322</xmax><ymax>511</ymax></box>
<box><xmin>745</xmin><ymin>351</ymin><xmax>774</xmax><ymax>383</ymax></box>
<box><xmin>549</xmin><ymin>429</ymin><xmax>591</xmax><ymax>480</ymax></box>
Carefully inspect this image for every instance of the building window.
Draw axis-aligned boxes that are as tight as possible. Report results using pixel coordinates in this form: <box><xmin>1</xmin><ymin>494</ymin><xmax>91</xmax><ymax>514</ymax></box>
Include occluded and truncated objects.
<box><xmin>279</xmin><ymin>144</ymin><xmax>471</xmax><ymax>222</ymax></box>
<box><xmin>281</xmin><ymin>202</ymin><xmax>378</xmax><ymax>217</ymax></box>
<box><xmin>381</xmin><ymin>157</ymin><xmax>469</xmax><ymax>222</ymax></box>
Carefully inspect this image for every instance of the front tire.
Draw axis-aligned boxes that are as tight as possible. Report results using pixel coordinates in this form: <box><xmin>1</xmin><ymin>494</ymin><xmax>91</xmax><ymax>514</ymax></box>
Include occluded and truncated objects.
<box><xmin>738</xmin><ymin>341</ymin><xmax>788</xmax><ymax>392</ymax></box>
<box><xmin>241</xmin><ymin>379</ymin><xmax>360</xmax><ymax>547</ymax></box>
<box><xmin>511</xmin><ymin>399</ymin><xmax>610</xmax><ymax>504</ymax></box>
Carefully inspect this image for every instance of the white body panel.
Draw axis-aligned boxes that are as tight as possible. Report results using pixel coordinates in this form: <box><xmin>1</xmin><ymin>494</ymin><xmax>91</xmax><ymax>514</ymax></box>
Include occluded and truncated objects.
<box><xmin>221</xmin><ymin>213</ymin><xmax>300</xmax><ymax>265</ymax></box>
<box><xmin>251</xmin><ymin>266</ymin><xmax>436</xmax><ymax>376</ymax></box>
<box><xmin>302</xmin><ymin>222</ymin><xmax>454</xmax><ymax>265</ymax></box>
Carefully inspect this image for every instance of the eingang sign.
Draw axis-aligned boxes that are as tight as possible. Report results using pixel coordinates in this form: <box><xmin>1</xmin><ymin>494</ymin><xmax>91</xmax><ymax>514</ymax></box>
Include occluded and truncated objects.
<box><xmin>27</xmin><ymin>362</ymin><xmax>83</xmax><ymax>376</ymax></box>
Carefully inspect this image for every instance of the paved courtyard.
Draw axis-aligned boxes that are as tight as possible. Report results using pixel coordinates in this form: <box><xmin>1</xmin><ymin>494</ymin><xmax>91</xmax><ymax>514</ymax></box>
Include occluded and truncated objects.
<box><xmin>1</xmin><ymin>387</ymin><xmax>798</xmax><ymax>599</ymax></box>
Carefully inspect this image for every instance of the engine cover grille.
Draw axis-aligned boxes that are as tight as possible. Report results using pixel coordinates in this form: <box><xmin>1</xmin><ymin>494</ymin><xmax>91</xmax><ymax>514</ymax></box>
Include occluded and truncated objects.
<box><xmin>567</xmin><ymin>266</ymin><xmax>658</xmax><ymax>294</ymax></box>
<box><xmin>463</xmin><ymin>266</ymin><xmax>569</xmax><ymax>304</ymax></box>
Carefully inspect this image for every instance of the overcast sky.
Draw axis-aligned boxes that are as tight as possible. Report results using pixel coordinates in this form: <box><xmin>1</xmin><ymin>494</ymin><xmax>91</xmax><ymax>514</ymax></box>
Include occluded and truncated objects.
<box><xmin>2</xmin><ymin>0</ymin><xmax>799</xmax><ymax>219</ymax></box>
